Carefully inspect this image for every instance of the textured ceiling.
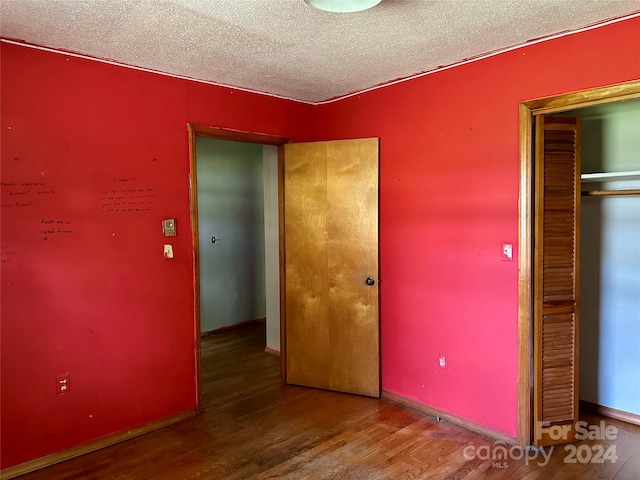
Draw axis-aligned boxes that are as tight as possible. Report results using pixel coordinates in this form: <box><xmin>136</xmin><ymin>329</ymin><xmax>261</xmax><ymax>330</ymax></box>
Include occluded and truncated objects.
<box><xmin>1</xmin><ymin>0</ymin><xmax>639</xmax><ymax>103</ymax></box>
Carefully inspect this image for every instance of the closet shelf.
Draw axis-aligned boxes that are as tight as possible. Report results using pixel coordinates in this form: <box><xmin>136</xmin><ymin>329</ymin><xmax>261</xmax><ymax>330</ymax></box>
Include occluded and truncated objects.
<box><xmin>581</xmin><ymin>189</ymin><xmax>640</xmax><ymax>197</ymax></box>
<box><xmin>581</xmin><ymin>170</ymin><xmax>640</xmax><ymax>183</ymax></box>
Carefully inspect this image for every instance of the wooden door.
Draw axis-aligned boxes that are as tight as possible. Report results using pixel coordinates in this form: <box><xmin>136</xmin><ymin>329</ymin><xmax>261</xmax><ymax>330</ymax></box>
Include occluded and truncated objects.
<box><xmin>533</xmin><ymin>115</ymin><xmax>581</xmax><ymax>446</ymax></box>
<box><xmin>283</xmin><ymin>138</ymin><xmax>379</xmax><ymax>397</ymax></box>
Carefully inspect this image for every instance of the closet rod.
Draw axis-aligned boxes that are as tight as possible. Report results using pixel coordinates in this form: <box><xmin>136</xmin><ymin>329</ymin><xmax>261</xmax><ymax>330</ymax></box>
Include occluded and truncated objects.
<box><xmin>581</xmin><ymin>189</ymin><xmax>640</xmax><ymax>197</ymax></box>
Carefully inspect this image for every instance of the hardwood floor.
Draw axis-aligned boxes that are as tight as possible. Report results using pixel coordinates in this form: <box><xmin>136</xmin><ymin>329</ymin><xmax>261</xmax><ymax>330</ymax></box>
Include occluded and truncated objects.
<box><xmin>17</xmin><ymin>325</ymin><xmax>640</xmax><ymax>479</ymax></box>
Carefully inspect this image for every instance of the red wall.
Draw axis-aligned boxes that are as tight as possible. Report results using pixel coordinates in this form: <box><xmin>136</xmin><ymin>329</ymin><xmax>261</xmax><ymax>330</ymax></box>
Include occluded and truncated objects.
<box><xmin>1</xmin><ymin>16</ymin><xmax>639</xmax><ymax>470</ymax></box>
<box><xmin>0</xmin><ymin>42</ymin><xmax>312</xmax><ymax>469</ymax></box>
<box><xmin>313</xmin><ymin>17</ymin><xmax>640</xmax><ymax>437</ymax></box>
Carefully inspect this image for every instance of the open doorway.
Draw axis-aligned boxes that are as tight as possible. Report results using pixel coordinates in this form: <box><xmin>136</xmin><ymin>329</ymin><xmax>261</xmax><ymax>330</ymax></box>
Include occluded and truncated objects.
<box><xmin>195</xmin><ymin>138</ymin><xmax>268</xmax><ymax>336</ymax></box>
<box><xmin>188</xmin><ymin>127</ymin><xmax>381</xmax><ymax>409</ymax></box>
<box><xmin>517</xmin><ymin>80</ymin><xmax>640</xmax><ymax>447</ymax></box>
<box><xmin>187</xmin><ymin>125</ymin><xmax>290</xmax><ymax>410</ymax></box>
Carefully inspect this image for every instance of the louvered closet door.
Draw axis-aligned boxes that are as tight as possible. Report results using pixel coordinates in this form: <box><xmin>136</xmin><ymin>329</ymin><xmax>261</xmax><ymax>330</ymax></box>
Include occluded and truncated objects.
<box><xmin>533</xmin><ymin>115</ymin><xmax>581</xmax><ymax>447</ymax></box>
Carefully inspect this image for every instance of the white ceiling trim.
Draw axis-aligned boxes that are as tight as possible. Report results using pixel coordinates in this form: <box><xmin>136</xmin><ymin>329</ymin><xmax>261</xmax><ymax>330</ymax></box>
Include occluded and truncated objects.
<box><xmin>0</xmin><ymin>37</ymin><xmax>307</xmax><ymax>104</ymax></box>
<box><xmin>313</xmin><ymin>11</ymin><xmax>640</xmax><ymax>105</ymax></box>
<box><xmin>2</xmin><ymin>10</ymin><xmax>638</xmax><ymax>107</ymax></box>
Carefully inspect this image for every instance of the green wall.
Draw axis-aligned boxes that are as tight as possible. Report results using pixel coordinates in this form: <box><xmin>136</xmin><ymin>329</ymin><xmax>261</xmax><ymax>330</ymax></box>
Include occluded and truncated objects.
<box><xmin>580</xmin><ymin>99</ymin><xmax>640</xmax><ymax>172</ymax></box>
<box><xmin>196</xmin><ymin>138</ymin><xmax>266</xmax><ymax>332</ymax></box>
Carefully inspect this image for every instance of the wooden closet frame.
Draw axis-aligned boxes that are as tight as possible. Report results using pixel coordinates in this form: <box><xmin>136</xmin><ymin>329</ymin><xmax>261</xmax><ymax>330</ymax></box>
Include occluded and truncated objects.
<box><xmin>517</xmin><ymin>79</ymin><xmax>640</xmax><ymax>447</ymax></box>
<box><xmin>187</xmin><ymin>125</ymin><xmax>291</xmax><ymax>411</ymax></box>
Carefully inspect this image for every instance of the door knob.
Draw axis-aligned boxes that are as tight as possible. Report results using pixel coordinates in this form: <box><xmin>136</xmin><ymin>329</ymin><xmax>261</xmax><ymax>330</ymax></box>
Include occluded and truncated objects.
<box><xmin>365</xmin><ymin>277</ymin><xmax>376</xmax><ymax>286</ymax></box>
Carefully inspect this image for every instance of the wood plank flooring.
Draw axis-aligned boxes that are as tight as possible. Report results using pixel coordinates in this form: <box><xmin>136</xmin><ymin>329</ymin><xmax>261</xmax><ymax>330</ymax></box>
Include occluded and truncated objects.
<box><xmin>17</xmin><ymin>325</ymin><xmax>640</xmax><ymax>479</ymax></box>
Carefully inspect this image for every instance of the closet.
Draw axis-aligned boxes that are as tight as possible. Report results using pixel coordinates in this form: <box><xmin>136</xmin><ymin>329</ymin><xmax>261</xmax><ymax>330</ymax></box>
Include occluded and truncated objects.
<box><xmin>532</xmin><ymin>98</ymin><xmax>640</xmax><ymax>447</ymax></box>
<box><xmin>572</xmin><ymin>98</ymin><xmax>640</xmax><ymax>423</ymax></box>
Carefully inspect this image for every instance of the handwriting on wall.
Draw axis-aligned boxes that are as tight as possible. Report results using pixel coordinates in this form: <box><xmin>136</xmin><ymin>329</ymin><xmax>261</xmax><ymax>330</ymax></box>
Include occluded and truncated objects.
<box><xmin>1</xmin><ymin>176</ymin><xmax>159</xmax><ymax>257</ymax></box>
<box><xmin>41</xmin><ymin>219</ymin><xmax>76</xmax><ymax>240</ymax></box>
<box><xmin>1</xmin><ymin>245</ymin><xmax>16</xmax><ymax>264</ymax></box>
<box><xmin>99</xmin><ymin>177</ymin><xmax>157</xmax><ymax>214</ymax></box>
<box><xmin>1</xmin><ymin>181</ymin><xmax>56</xmax><ymax>208</ymax></box>
<box><xmin>1</xmin><ymin>181</ymin><xmax>77</xmax><ymax>248</ymax></box>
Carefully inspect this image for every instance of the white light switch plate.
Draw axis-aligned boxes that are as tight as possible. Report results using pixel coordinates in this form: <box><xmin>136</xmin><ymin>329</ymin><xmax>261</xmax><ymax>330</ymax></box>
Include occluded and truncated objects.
<box><xmin>163</xmin><ymin>244</ymin><xmax>174</xmax><ymax>259</ymax></box>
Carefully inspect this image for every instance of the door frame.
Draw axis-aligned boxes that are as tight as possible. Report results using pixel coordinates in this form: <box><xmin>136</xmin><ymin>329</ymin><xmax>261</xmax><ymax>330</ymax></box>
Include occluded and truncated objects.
<box><xmin>517</xmin><ymin>79</ymin><xmax>640</xmax><ymax>447</ymax></box>
<box><xmin>187</xmin><ymin>124</ymin><xmax>291</xmax><ymax>411</ymax></box>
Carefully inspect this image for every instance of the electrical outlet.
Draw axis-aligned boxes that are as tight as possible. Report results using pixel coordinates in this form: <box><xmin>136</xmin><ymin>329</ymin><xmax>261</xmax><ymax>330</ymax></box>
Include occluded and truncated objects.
<box><xmin>438</xmin><ymin>353</ymin><xmax>448</xmax><ymax>370</ymax></box>
<box><xmin>56</xmin><ymin>373</ymin><xmax>70</xmax><ymax>395</ymax></box>
<box><xmin>501</xmin><ymin>242</ymin><xmax>514</xmax><ymax>261</ymax></box>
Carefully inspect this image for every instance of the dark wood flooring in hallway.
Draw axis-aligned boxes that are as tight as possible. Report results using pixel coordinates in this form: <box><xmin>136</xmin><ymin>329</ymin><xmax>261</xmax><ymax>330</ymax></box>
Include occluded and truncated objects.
<box><xmin>16</xmin><ymin>324</ymin><xmax>640</xmax><ymax>479</ymax></box>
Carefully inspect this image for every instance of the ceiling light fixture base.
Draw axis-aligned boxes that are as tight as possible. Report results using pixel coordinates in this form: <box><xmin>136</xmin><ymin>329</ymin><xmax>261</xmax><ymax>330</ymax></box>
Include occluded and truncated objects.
<box><xmin>305</xmin><ymin>0</ymin><xmax>382</xmax><ymax>13</ymax></box>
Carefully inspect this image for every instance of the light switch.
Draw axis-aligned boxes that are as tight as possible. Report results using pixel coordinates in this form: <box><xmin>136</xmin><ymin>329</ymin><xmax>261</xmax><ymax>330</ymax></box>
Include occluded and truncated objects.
<box><xmin>163</xmin><ymin>244</ymin><xmax>174</xmax><ymax>259</ymax></box>
<box><xmin>162</xmin><ymin>219</ymin><xmax>176</xmax><ymax>236</ymax></box>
